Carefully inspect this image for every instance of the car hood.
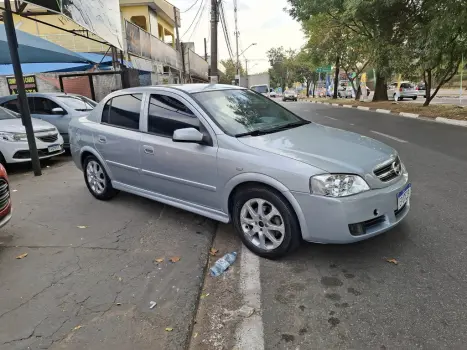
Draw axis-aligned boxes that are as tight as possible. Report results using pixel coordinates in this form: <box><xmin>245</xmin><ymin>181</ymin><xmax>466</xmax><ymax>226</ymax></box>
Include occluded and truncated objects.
<box><xmin>237</xmin><ymin>123</ymin><xmax>396</xmax><ymax>175</ymax></box>
<box><xmin>0</xmin><ymin>118</ymin><xmax>56</xmax><ymax>133</ymax></box>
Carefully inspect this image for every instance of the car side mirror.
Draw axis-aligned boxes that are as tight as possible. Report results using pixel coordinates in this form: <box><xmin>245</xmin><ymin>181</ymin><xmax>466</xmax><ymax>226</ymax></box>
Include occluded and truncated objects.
<box><xmin>172</xmin><ymin>127</ymin><xmax>204</xmax><ymax>143</ymax></box>
<box><xmin>51</xmin><ymin>107</ymin><xmax>66</xmax><ymax>115</ymax></box>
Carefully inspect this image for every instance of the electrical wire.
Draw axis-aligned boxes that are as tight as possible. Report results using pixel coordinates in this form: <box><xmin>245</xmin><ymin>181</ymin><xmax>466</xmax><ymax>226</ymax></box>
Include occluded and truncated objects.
<box><xmin>181</xmin><ymin>0</ymin><xmax>200</xmax><ymax>13</ymax></box>
<box><xmin>181</xmin><ymin>0</ymin><xmax>205</xmax><ymax>38</ymax></box>
<box><xmin>219</xmin><ymin>1</ymin><xmax>234</xmax><ymax>60</ymax></box>
<box><xmin>188</xmin><ymin>0</ymin><xmax>206</xmax><ymax>41</ymax></box>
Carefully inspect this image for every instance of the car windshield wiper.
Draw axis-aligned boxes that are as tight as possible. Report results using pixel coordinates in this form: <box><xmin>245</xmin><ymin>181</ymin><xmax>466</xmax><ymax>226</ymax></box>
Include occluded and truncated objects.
<box><xmin>235</xmin><ymin>120</ymin><xmax>310</xmax><ymax>138</ymax></box>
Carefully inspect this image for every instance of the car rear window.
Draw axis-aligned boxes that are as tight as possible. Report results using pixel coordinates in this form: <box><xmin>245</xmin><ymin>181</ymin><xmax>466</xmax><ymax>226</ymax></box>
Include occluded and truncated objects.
<box><xmin>251</xmin><ymin>85</ymin><xmax>268</xmax><ymax>94</ymax></box>
<box><xmin>401</xmin><ymin>83</ymin><xmax>414</xmax><ymax>89</ymax></box>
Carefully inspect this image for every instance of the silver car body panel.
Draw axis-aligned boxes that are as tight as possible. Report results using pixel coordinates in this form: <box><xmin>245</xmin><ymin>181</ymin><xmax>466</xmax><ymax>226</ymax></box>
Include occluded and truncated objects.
<box><xmin>70</xmin><ymin>84</ymin><xmax>410</xmax><ymax>243</ymax></box>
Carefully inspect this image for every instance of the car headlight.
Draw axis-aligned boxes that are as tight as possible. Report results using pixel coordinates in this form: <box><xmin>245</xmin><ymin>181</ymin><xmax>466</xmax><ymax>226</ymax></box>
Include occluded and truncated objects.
<box><xmin>310</xmin><ymin>174</ymin><xmax>370</xmax><ymax>197</ymax></box>
<box><xmin>0</xmin><ymin>132</ymin><xmax>27</xmax><ymax>142</ymax></box>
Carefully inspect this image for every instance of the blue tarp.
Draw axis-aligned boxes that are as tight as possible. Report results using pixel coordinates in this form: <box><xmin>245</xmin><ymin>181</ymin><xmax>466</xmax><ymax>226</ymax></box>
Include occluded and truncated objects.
<box><xmin>0</xmin><ymin>24</ymin><xmax>90</xmax><ymax>65</ymax></box>
<box><xmin>0</xmin><ymin>53</ymin><xmax>133</xmax><ymax>75</ymax></box>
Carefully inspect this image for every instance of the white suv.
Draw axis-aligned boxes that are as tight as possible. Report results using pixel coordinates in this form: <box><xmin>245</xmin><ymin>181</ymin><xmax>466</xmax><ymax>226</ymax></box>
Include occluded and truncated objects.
<box><xmin>0</xmin><ymin>107</ymin><xmax>64</xmax><ymax>165</ymax></box>
<box><xmin>388</xmin><ymin>82</ymin><xmax>418</xmax><ymax>101</ymax></box>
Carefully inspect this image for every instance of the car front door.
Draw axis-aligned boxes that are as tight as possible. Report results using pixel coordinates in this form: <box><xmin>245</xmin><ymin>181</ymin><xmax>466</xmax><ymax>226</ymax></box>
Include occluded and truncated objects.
<box><xmin>140</xmin><ymin>92</ymin><xmax>220</xmax><ymax>210</ymax></box>
<box><xmin>93</xmin><ymin>93</ymin><xmax>144</xmax><ymax>188</ymax></box>
<box><xmin>28</xmin><ymin>97</ymin><xmax>72</xmax><ymax>145</ymax></box>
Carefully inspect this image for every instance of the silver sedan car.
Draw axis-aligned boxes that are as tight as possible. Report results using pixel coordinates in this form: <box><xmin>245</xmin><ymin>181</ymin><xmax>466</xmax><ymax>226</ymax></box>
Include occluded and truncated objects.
<box><xmin>69</xmin><ymin>84</ymin><xmax>411</xmax><ymax>258</ymax></box>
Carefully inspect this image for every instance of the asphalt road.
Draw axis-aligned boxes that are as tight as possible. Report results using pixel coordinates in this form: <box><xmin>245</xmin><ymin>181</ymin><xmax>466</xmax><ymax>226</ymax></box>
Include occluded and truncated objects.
<box><xmin>193</xmin><ymin>102</ymin><xmax>467</xmax><ymax>350</ymax></box>
<box><xmin>262</xmin><ymin>102</ymin><xmax>467</xmax><ymax>349</ymax></box>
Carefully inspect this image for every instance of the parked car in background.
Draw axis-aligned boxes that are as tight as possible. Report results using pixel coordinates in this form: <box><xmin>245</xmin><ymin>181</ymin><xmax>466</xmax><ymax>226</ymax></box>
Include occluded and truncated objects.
<box><xmin>0</xmin><ymin>106</ymin><xmax>64</xmax><ymax>165</ymax></box>
<box><xmin>416</xmin><ymin>83</ymin><xmax>427</xmax><ymax>98</ymax></box>
<box><xmin>0</xmin><ymin>93</ymin><xmax>96</xmax><ymax>149</ymax></box>
<box><xmin>338</xmin><ymin>86</ymin><xmax>353</xmax><ymax>98</ymax></box>
<box><xmin>0</xmin><ymin>163</ymin><xmax>11</xmax><ymax>228</ymax></box>
<box><xmin>250</xmin><ymin>84</ymin><xmax>270</xmax><ymax>97</ymax></box>
<box><xmin>283</xmin><ymin>89</ymin><xmax>298</xmax><ymax>101</ymax></box>
<box><xmin>388</xmin><ymin>82</ymin><xmax>418</xmax><ymax>101</ymax></box>
<box><xmin>70</xmin><ymin>84</ymin><xmax>410</xmax><ymax>258</ymax></box>
<box><xmin>269</xmin><ymin>89</ymin><xmax>277</xmax><ymax>98</ymax></box>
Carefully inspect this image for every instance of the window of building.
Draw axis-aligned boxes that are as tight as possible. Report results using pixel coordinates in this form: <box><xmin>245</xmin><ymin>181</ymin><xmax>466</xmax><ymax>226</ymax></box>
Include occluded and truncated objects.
<box><xmin>147</xmin><ymin>94</ymin><xmax>199</xmax><ymax>137</ymax></box>
<box><xmin>131</xmin><ymin>16</ymin><xmax>147</xmax><ymax>31</ymax></box>
<box><xmin>102</xmin><ymin>94</ymin><xmax>142</xmax><ymax>130</ymax></box>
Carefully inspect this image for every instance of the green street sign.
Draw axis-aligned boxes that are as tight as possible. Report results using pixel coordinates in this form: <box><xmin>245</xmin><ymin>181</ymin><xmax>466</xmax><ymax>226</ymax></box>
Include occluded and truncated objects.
<box><xmin>317</xmin><ymin>65</ymin><xmax>332</xmax><ymax>73</ymax></box>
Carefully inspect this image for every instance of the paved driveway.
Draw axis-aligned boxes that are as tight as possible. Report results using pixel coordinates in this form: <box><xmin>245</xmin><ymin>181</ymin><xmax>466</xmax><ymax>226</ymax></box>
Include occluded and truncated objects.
<box><xmin>0</xmin><ymin>158</ymin><xmax>216</xmax><ymax>350</ymax></box>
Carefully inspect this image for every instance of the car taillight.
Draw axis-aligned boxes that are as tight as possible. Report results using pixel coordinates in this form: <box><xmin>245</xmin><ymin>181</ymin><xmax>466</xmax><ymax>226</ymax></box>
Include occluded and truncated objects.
<box><xmin>399</xmin><ymin>87</ymin><xmax>403</xmax><ymax>92</ymax></box>
<box><xmin>415</xmin><ymin>86</ymin><xmax>418</xmax><ymax>90</ymax></box>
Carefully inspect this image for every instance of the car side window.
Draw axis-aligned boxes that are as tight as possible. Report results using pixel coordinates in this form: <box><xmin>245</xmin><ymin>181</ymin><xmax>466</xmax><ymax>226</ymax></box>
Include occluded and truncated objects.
<box><xmin>30</xmin><ymin>97</ymin><xmax>60</xmax><ymax>114</ymax></box>
<box><xmin>147</xmin><ymin>94</ymin><xmax>200</xmax><ymax>137</ymax></box>
<box><xmin>101</xmin><ymin>94</ymin><xmax>142</xmax><ymax>131</ymax></box>
<box><xmin>2</xmin><ymin>99</ymin><xmax>20</xmax><ymax>113</ymax></box>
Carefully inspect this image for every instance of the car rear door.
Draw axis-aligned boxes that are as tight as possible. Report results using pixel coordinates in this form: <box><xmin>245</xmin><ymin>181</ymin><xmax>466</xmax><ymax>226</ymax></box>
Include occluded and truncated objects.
<box><xmin>93</xmin><ymin>93</ymin><xmax>143</xmax><ymax>188</ymax></box>
<box><xmin>139</xmin><ymin>91</ymin><xmax>221</xmax><ymax>210</ymax></box>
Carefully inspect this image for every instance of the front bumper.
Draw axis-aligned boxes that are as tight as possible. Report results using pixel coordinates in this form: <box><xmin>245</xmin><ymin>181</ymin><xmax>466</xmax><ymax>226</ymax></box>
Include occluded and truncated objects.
<box><xmin>292</xmin><ymin>173</ymin><xmax>410</xmax><ymax>243</ymax></box>
<box><xmin>2</xmin><ymin>134</ymin><xmax>65</xmax><ymax>164</ymax></box>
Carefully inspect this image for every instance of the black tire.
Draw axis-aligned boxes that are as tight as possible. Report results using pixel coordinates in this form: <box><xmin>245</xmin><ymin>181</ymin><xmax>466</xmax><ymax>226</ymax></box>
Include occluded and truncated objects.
<box><xmin>83</xmin><ymin>155</ymin><xmax>118</xmax><ymax>201</ymax></box>
<box><xmin>412</xmin><ymin>96</ymin><xmax>417</xmax><ymax>100</ymax></box>
<box><xmin>232</xmin><ymin>186</ymin><xmax>301</xmax><ymax>259</ymax></box>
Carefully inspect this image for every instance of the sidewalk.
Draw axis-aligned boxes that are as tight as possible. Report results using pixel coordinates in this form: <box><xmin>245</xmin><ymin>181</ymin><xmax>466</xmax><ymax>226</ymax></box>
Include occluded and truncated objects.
<box><xmin>0</xmin><ymin>159</ymin><xmax>216</xmax><ymax>350</ymax></box>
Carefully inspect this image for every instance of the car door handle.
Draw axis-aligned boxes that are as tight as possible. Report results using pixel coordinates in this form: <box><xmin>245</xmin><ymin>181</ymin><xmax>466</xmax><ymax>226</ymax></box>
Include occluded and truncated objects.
<box><xmin>98</xmin><ymin>135</ymin><xmax>106</xmax><ymax>143</ymax></box>
<box><xmin>143</xmin><ymin>145</ymin><xmax>154</xmax><ymax>154</ymax></box>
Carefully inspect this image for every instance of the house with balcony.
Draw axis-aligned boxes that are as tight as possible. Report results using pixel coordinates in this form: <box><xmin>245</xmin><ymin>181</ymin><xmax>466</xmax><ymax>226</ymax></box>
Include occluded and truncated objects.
<box><xmin>0</xmin><ymin>0</ymin><xmax>208</xmax><ymax>85</ymax></box>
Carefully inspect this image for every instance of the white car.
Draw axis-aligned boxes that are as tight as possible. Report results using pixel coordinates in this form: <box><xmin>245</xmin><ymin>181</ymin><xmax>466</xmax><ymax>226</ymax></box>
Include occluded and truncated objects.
<box><xmin>388</xmin><ymin>81</ymin><xmax>418</xmax><ymax>101</ymax></box>
<box><xmin>269</xmin><ymin>89</ymin><xmax>277</xmax><ymax>98</ymax></box>
<box><xmin>0</xmin><ymin>106</ymin><xmax>64</xmax><ymax>165</ymax></box>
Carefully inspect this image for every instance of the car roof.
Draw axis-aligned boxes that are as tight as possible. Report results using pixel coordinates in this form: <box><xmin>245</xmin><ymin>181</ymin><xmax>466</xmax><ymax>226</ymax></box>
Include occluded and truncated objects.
<box><xmin>0</xmin><ymin>92</ymin><xmax>85</xmax><ymax>100</ymax></box>
<box><xmin>119</xmin><ymin>84</ymin><xmax>244</xmax><ymax>95</ymax></box>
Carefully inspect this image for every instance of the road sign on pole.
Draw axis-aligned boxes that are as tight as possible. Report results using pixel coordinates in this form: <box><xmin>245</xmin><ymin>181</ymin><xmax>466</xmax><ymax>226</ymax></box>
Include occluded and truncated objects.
<box><xmin>316</xmin><ymin>65</ymin><xmax>332</xmax><ymax>73</ymax></box>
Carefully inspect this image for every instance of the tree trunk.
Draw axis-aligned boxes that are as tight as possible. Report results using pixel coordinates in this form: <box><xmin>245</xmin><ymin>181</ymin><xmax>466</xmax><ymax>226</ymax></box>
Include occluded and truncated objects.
<box><xmin>333</xmin><ymin>55</ymin><xmax>340</xmax><ymax>99</ymax></box>
<box><xmin>312</xmin><ymin>81</ymin><xmax>316</xmax><ymax>98</ymax></box>
<box><xmin>423</xmin><ymin>69</ymin><xmax>432</xmax><ymax>106</ymax></box>
<box><xmin>356</xmin><ymin>85</ymin><xmax>362</xmax><ymax>100</ymax></box>
<box><xmin>306</xmin><ymin>80</ymin><xmax>311</xmax><ymax>97</ymax></box>
<box><xmin>372</xmin><ymin>72</ymin><xmax>388</xmax><ymax>101</ymax></box>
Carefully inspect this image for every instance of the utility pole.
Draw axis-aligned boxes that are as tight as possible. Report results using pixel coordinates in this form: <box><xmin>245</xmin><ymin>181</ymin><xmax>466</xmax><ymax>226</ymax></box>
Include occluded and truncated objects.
<box><xmin>3</xmin><ymin>0</ymin><xmax>41</xmax><ymax>176</ymax></box>
<box><xmin>173</xmin><ymin>7</ymin><xmax>181</xmax><ymax>53</ymax></box>
<box><xmin>204</xmin><ymin>38</ymin><xmax>208</xmax><ymax>61</ymax></box>
<box><xmin>245</xmin><ymin>59</ymin><xmax>248</xmax><ymax>88</ymax></box>
<box><xmin>234</xmin><ymin>0</ymin><xmax>240</xmax><ymax>86</ymax></box>
<box><xmin>210</xmin><ymin>0</ymin><xmax>219</xmax><ymax>82</ymax></box>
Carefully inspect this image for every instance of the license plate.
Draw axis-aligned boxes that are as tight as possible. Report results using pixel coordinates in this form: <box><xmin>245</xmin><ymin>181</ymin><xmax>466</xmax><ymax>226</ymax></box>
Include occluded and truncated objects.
<box><xmin>397</xmin><ymin>183</ymin><xmax>411</xmax><ymax>210</ymax></box>
<box><xmin>48</xmin><ymin>144</ymin><xmax>61</xmax><ymax>153</ymax></box>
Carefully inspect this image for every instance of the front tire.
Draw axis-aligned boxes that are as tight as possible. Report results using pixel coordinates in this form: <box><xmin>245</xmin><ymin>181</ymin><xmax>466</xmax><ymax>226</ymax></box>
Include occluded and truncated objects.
<box><xmin>232</xmin><ymin>186</ymin><xmax>301</xmax><ymax>259</ymax></box>
<box><xmin>83</xmin><ymin>155</ymin><xmax>118</xmax><ymax>200</ymax></box>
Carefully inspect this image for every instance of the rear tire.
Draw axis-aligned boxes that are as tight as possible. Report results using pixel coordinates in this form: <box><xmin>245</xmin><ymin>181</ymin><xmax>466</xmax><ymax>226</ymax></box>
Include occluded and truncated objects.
<box><xmin>0</xmin><ymin>153</ymin><xmax>6</xmax><ymax>167</ymax></box>
<box><xmin>83</xmin><ymin>155</ymin><xmax>118</xmax><ymax>201</ymax></box>
<box><xmin>232</xmin><ymin>186</ymin><xmax>301</xmax><ymax>259</ymax></box>
<box><xmin>412</xmin><ymin>96</ymin><xmax>417</xmax><ymax>100</ymax></box>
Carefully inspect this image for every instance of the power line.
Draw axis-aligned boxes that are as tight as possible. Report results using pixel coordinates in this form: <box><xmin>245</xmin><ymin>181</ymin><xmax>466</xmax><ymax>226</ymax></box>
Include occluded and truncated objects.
<box><xmin>182</xmin><ymin>0</ymin><xmax>205</xmax><ymax>38</ymax></box>
<box><xmin>188</xmin><ymin>0</ymin><xmax>206</xmax><ymax>41</ymax></box>
<box><xmin>181</xmin><ymin>0</ymin><xmax>200</xmax><ymax>13</ymax></box>
<box><xmin>219</xmin><ymin>1</ymin><xmax>234</xmax><ymax>60</ymax></box>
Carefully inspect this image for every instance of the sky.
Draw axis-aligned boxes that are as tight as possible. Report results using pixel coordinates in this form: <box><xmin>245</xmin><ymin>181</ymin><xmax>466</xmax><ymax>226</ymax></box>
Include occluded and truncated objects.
<box><xmin>170</xmin><ymin>0</ymin><xmax>306</xmax><ymax>74</ymax></box>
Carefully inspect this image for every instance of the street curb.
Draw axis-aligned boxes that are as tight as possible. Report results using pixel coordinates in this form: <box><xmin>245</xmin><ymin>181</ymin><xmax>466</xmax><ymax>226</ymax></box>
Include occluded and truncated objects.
<box><xmin>305</xmin><ymin>100</ymin><xmax>467</xmax><ymax>128</ymax></box>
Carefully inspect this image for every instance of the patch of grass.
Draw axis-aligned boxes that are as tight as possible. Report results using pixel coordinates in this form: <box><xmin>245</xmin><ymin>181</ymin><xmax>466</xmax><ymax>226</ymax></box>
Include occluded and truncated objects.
<box><xmin>306</xmin><ymin>98</ymin><xmax>467</xmax><ymax>120</ymax></box>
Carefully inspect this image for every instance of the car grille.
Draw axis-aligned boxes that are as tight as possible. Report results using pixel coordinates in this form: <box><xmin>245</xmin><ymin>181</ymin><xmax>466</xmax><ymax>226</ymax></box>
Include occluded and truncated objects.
<box><xmin>0</xmin><ymin>179</ymin><xmax>10</xmax><ymax>211</ymax></box>
<box><xmin>374</xmin><ymin>156</ymin><xmax>401</xmax><ymax>182</ymax></box>
<box><xmin>13</xmin><ymin>147</ymin><xmax>62</xmax><ymax>159</ymax></box>
<box><xmin>37</xmin><ymin>133</ymin><xmax>58</xmax><ymax>143</ymax></box>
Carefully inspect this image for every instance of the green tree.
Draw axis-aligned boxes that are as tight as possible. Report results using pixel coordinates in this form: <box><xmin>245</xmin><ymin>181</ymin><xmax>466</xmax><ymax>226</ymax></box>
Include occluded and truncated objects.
<box><xmin>401</xmin><ymin>0</ymin><xmax>467</xmax><ymax>106</ymax></box>
<box><xmin>266</xmin><ymin>47</ymin><xmax>295</xmax><ymax>91</ymax></box>
<box><xmin>219</xmin><ymin>59</ymin><xmax>245</xmax><ymax>85</ymax></box>
<box><xmin>287</xmin><ymin>0</ymin><xmax>419</xmax><ymax>101</ymax></box>
<box><xmin>289</xmin><ymin>49</ymin><xmax>321</xmax><ymax>97</ymax></box>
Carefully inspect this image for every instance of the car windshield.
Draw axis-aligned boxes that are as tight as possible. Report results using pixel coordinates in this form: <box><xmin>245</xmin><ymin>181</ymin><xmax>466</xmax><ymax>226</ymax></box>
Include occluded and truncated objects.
<box><xmin>194</xmin><ymin>89</ymin><xmax>308</xmax><ymax>136</ymax></box>
<box><xmin>251</xmin><ymin>85</ymin><xmax>268</xmax><ymax>94</ymax></box>
<box><xmin>0</xmin><ymin>106</ymin><xmax>19</xmax><ymax>120</ymax></box>
<box><xmin>56</xmin><ymin>95</ymin><xmax>96</xmax><ymax>111</ymax></box>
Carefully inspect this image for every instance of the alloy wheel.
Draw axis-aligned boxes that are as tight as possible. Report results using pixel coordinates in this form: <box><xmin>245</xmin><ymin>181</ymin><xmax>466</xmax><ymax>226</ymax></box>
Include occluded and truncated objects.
<box><xmin>86</xmin><ymin>160</ymin><xmax>106</xmax><ymax>195</ymax></box>
<box><xmin>240</xmin><ymin>198</ymin><xmax>285</xmax><ymax>250</ymax></box>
